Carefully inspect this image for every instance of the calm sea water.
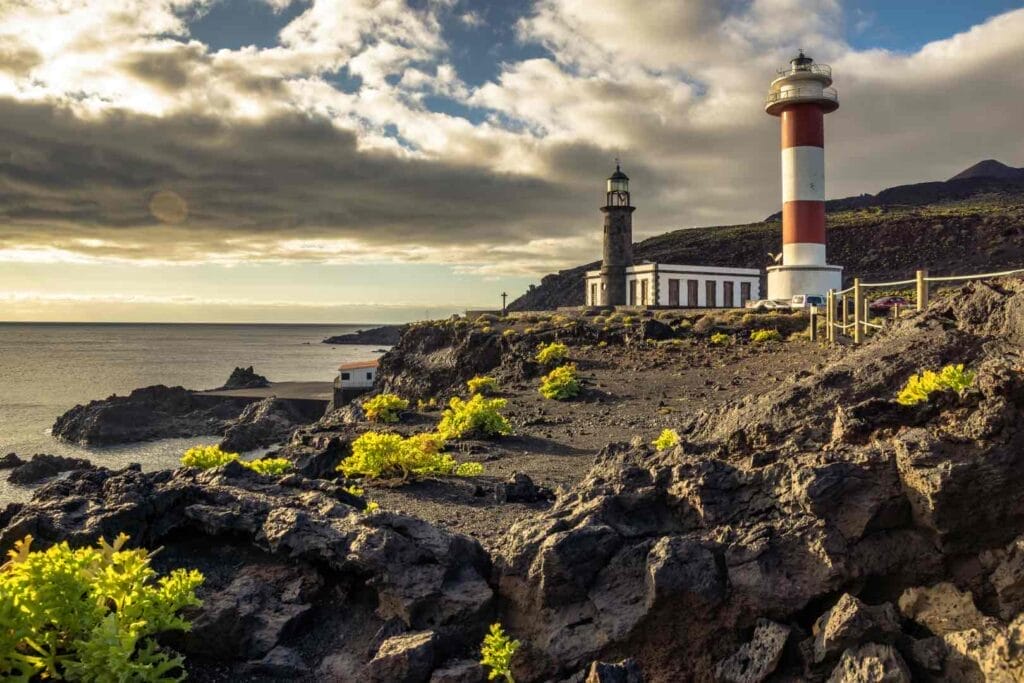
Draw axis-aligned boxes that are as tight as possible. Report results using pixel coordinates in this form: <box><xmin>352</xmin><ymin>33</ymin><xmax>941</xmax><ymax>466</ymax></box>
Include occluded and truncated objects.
<box><xmin>0</xmin><ymin>323</ymin><xmax>390</xmax><ymax>503</ymax></box>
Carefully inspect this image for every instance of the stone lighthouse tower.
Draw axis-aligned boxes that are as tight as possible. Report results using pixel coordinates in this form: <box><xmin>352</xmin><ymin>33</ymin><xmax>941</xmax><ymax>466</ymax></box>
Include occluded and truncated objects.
<box><xmin>600</xmin><ymin>163</ymin><xmax>634</xmax><ymax>306</ymax></box>
<box><xmin>765</xmin><ymin>51</ymin><xmax>842</xmax><ymax>299</ymax></box>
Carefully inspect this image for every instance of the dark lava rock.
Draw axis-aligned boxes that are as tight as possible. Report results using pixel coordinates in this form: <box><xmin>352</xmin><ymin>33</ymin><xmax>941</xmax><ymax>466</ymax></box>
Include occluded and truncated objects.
<box><xmin>323</xmin><ymin>325</ymin><xmax>405</xmax><ymax>346</ymax></box>
<box><xmin>219</xmin><ymin>397</ymin><xmax>308</xmax><ymax>452</ymax></box>
<box><xmin>51</xmin><ymin>385</ymin><xmax>241</xmax><ymax>446</ymax></box>
<box><xmin>826</xmin><ymin>643</ymin><xmax>911</xmax><ymax>683</ymax></box>
<box><xmin>585</xmin><ymin>658</ymin><xmax>644</xmax><ymax>682</ymax></box>
<box><xmin>495</xmin><ymin>278</ymin><xmax>1024</xmax><ymax>681</ymax></box>
<box><xmin>813</xmin><ymin>594</ymin><xmax>901</xmax><ymax>665</ymax></box>
<box><xmin>0</xmin><ymin>462</ymin><xmax>494</xmax><ymax>680</ymax></box>
<box><xmin>494</xmin><ymin>473</ymin><xmax>553</xmax><ymax>504</ymax></box>
<box><xmin>715</xmin><ymin>619</ymin><xmax>790</xmax><ymax>683</ymax></box>
<box><xmin>219</xmin><ymin>365</ymin><xmax>270</xmax><ymax>390</ymax></box>
<box><xmin>6</xmin><ymin>453</ymin><xmax>94</xmax><ymax>485</ymax></box>
<box><xmin>0</xmin><ymin>452</ymin><xmax>25</xmax><ymax>469</ymax></box>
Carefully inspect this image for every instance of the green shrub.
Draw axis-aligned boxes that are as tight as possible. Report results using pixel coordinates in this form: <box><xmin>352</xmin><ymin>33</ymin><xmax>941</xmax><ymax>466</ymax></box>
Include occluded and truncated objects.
<box><xmin>437</xmin><ymin>395</ymin><xmax>513</xmax><ymax>439</ymax></box>
<box><xmin>502</xmin><ymin>329</ymin><xmax>516</xmax><ymax>338</ymax></box>
<box><xmin>467</xmin><ymin>375</ymin><xmax>500</xmax><ymax>395</ymax></box>
<box><xmin>181</xmin><ymin>444</ymin><xmax>237</xmax><ymax>468</ymax></box>
<box><xmin>244</xmin><ymin>458</ymin><xmax>293</xmax><ymax>476</ymax></box>
<box><xmin>652</xmin><ymin>428</ymin><xmax>680</xmax><ymax>450</ymax></box>
<box><xmin>709</xmin><ymin>332</ymin><xmax>731</xmax><ymax>346</ymax></box>
<box><xmin>181</xmin><ymin>446</ymin><xmax>292</xmax><ymax>477</ymax></box>
<box><xmin>539</xmin><ymin>364</ymin><xmax>581</xmax><ymax>400</ymax></box>
<box><xmin>417</xmin><ymin>397</ymin><xmax>439</xmax><ymax>411</ymax></box>
<box><xmin>363</xmin><ymin>393</ymin><xmax>409</xmax><ymax>423</ymax></box>
<box><xmin>480</xmin><ymin>622</ymin><xmax>520</xmax><ymax>683</ymax></box>
<box><xmin>897</xmin><ymin>364</ymin><xmax>977</xmax><ymax>406</ymax></box>
<box><xmin>338</xmin><ymin>431</ymin><xmax>481</xmax><ymax>480</ymax></box>
<box><xmin>750</xmin><ymin>329</ymin><xmax>782</xmax><ymax>343</ymax></box>
<box><xmin>535</xmin><ymin>341</ymin><xmax>569</xmax><ymax>365</ymax></box>
<box><xmin>0</xmin><ymin>534</ymin><xmax>203</xmax><ymax>681</ymax></box>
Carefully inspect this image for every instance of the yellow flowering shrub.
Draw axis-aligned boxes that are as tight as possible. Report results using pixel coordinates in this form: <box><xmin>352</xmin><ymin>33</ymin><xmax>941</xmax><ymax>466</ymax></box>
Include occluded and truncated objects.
<box><xmin>337</xmin><ymin>431</ymin><xmax>482</xmax><ymax>480</ymax></box>
<box><xmin>535</xmin><ymin>341</ymin><xmax>569</xmax><ymax>365</ymax></box>
<box><xmin>363</xmin><ymin>393</ymin><xmax>410</xmax><ymax>423</ymax></box>
<box><xmin>437</xmin><ymin>395</ymin><xmax>512</xmax><ymax>439</ymax></box>
<box><xmin>539</xmin><ymin>364</ymin><xmax>580</xmax><ymax>400</ymax></box>
<box><xmin>0</xmin><ymin>534</ymin><xmax>203</xmax><ymax>682</ymax></box>
<box><xmin>897</xmin><ymin>364</ymin><xmax>976</xmax><ymax>406</ymax></box>
<box><xmin>652</xmin><ymin>428</ymin><xmax>680</xmax><ymax>450</ymax></box>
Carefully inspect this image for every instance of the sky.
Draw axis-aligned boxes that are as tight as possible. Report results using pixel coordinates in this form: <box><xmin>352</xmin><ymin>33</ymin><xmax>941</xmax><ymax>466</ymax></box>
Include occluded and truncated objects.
<box><xmin>0</xmin><ymin>0</ymin><xmax>1022</xmax><ymax>323</ymax></box>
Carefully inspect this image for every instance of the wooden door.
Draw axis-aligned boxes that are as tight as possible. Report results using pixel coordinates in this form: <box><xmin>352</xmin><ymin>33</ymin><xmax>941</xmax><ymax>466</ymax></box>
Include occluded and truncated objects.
<box><xmin>640</xmin><ymin>279</ymin><xmax>649</xmax><ymax>306</ymax></box>
<box><xmin>723</xmin><ymin>281</ymin><xmax>735</xmax><ymax>308</ymax></box>
<box><xmin>687</xmin><ymin>280</ymin><xmax>698</xmax><ymax>307</ymax></box>
<box><xmin>668</xmin><ymin>279</ymin><xmax>680</xmax><ymax>306</ymax></box>
<box><xmin>590</xmin><ymin>283</ymin><xmax>598</xmax><ymax>306</ymax></box>
<box><xmin>629</xmin><ymin>279</ymin><xmax>637</xmax><ymax>305</ymax></box>
<box><xmin>741</xmin><ymin>282</ymin><xmax>751</xmax><ymax>306</ymax></box>
<box><xmin>706</xmin><ymin>280</ymin><xmax>717</xmax><ymax>308</ymax></box>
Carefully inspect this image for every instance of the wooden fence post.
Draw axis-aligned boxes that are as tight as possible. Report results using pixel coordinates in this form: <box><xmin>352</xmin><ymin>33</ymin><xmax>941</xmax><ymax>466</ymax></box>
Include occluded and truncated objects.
<box><xmin>916</xmin><ymin>269</ymin><xmax>929</xmax><ymax>312</ymax></box>
<box><xmin>841</xmin><ymin>293</ymin><xmax>848</xmax><ymax>338</ymax></box>
<box><xmin>809</xmin><ymin>306</ymin><xmax>818</xmax><ymax>342</ymax></box>
<box><xmin>826</xmin><ymin>290</ymin><xmax>834</xmax><ymax>342</ymax></box>
<box><xmin>853</xmin><ymin>278</ymin><xmax>863</xmax><ymax>344</ymax></box>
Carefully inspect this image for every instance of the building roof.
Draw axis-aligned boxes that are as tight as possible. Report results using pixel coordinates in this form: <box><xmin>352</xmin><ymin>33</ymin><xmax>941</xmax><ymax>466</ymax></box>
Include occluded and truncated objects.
<box><xmin>338</xmin><ymin>359</ymin><xmax>379</xmax><ymax>370</ymax></box>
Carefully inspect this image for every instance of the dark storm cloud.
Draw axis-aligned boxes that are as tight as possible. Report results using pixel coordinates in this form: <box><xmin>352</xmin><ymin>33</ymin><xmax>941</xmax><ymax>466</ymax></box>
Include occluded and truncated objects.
<box><xmin>0</xmin><ymin>96</ymin><xmax>600</xmax><ymax>258</ymax></box>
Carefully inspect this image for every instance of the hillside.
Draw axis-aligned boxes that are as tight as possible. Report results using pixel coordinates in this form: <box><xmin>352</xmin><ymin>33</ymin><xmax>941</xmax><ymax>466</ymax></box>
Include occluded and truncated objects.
<box><xmin>510</xmin><ymin>161</ymin><xmax>1024</xmax><ymax>311</ymax></box>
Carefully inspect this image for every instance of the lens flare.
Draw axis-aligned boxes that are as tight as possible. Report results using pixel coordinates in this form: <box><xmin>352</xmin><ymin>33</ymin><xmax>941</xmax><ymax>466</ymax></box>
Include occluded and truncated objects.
<box><xmin>149</xmin><ymin>190</ymin><xmax>188</xmax><ymax>224</ymax></box>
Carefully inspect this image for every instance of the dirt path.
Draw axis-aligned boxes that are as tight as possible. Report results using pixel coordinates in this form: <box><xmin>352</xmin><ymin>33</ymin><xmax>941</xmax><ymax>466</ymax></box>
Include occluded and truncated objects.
<box><xmin>370</xmin><ymin>338</ymin><xmax>841</xmax><ymax>551</ymax></box>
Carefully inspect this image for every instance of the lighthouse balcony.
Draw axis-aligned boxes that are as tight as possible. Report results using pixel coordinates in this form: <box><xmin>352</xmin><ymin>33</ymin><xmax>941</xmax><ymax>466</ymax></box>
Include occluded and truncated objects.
<box><xmin>765</xmin><ymin>86</ymin><xmax>838</xmax><ymax>115</ymax></box>
<box><xmin>775</xmin><ymin>62</ymin><xmax>831</xmax><ymax>79</ymax></box>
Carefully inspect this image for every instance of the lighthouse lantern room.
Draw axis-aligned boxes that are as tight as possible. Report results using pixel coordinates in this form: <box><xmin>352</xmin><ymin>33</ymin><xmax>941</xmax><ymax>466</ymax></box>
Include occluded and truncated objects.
<box><xmin>764</xmin><ymin>51</ymin><xmax>843</xmax><ymax>300</ymax></box>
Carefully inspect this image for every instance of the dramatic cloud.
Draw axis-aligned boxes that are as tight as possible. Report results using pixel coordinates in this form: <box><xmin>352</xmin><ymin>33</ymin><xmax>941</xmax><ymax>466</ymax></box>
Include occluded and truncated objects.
<box><xmin>0</xmin><ymin>0</ymin><xmax>1022</xmax><ymax>281</ymax></box>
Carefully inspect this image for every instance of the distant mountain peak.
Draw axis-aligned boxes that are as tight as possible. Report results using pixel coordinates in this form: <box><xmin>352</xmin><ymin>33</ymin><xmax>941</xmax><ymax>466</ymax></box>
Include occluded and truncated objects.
<box><xmin>949</xmin><ymin>159</ymin><xmax>1024</xmax><ymax>181</ymax></box>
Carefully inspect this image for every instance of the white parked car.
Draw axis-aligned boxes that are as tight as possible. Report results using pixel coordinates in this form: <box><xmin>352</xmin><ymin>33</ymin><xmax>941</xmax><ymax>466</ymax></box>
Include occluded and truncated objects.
<box><xmin>788</xmin><ymin>294</ymin><xmax>826</xmax><ymax>309</ymax></box>
<box><xmin>745</xmin><ymin>299</ymin><xmax>790</xmax><ymax>311</ymax></box>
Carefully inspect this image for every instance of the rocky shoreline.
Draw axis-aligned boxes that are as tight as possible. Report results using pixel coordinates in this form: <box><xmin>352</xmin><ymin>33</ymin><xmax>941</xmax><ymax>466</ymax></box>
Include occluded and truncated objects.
<box><xmin>50</xmin><ymin>368</ymin><xmax>312</xmax><ymax>452</ymax></box>
<box><xmin>6</xmin><ymin>281</ymin><xmax>1024</xmax><ymax>680</ymax></box>
<box><xmin>322</xmin><ymin>324</ymin><xmax>404</xmax><ymax>346</ymax></box>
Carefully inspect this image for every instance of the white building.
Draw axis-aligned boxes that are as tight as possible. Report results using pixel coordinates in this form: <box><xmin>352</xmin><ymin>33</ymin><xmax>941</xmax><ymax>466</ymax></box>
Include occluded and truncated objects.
<box><xmin>338</xmin><ymin>359</ymin><xmax>378</xmax><ymax>388</ymax></box>
<box><xmin>333</xmin><ymin>359</ymin><xmax>379</xmax><ymax>407</ymax></box>
<box><xmin>585</xmin><ymin>263</ymin><xmax>761</xmax><ymax>308</ymax></box>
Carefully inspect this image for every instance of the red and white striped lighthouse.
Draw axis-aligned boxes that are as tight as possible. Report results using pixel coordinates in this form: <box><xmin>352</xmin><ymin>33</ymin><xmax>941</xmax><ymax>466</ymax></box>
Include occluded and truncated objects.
<box><xmin>765</xmin><ymin>51</ymin><xmax>843</xmax><ymax>300</ymax></box>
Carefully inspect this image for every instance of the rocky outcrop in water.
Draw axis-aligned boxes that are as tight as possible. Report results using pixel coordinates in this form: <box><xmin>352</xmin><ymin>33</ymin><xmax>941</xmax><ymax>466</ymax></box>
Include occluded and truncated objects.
<box><xmin>51</xmin><ymin>385</ymin><xmax>239</xmax><ymax>446</ymax></box>
<box><xmin>5</xmin><ymin>453</ymin><xmax>94</xmax><ymax>485</ymax></box>
<box><xmin>0</xmin><ymin>462</ymin><xmax>494</xmax><ymax>681</ymax></box>
<box><xmin>219</xmin><ymin>397</ymin><xmax>308</xmax><ymax>453</ymax></box>
<box><xmin>495</xmin><ymin>278</ymin><xmax>1024</xmax><ymax>681</ymax></box>
<box><xmin>323</xmin><ymin>325</ymin><xmax>405</xmax><ymax>346</ymax></box>
<box><xmin>218</xmin><ymin>365</ymin><xmax>270</xmax><ymax>390</ymax></box>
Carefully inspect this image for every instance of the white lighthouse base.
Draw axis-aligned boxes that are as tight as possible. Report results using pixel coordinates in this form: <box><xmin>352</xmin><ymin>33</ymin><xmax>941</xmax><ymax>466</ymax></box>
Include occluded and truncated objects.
<box><xmin>767</xmin><ymin>264</ymin><xmax>843</xmax><ymax>300</ymax></box>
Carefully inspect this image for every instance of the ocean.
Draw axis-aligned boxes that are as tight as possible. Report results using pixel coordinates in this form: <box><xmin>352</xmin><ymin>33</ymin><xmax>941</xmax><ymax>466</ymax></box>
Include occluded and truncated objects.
<box><xmin>0</xmin><ymin>323</ymin><xmax>390</xmax><ymax>504</ymax></box>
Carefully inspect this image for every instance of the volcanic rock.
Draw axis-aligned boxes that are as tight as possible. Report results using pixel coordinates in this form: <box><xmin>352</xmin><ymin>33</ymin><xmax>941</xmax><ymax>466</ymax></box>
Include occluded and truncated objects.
<box><xmin>323</xmin><ymin>325</ymin><xmax>405</xmax><ymax>346</ymax></box>
<box><xmin>6</xmin><ymin>453</ymin><xmax>94</xmax><ymax>485</ymax></box>
<box><xmin>51</xmin><ymin>385</ymin><xmax>240</xmax><ymax>446</ymax></box>
<box><xmin>0</xmin><ymin>452</ymin><xmax>25</xmax><ymax>469</ymax></box>
<box><xmin>585</xmin><ymin>658</ymin><xmax>644</xmax><ymax>682</ymax></box>
<box><xmin>493</xmin><ymin>472</ymin><xmax>553</xmax><ymax>504</ymax></box>
<box><xmin>219</xmin><ymin>397</ymin><xmax>307</xmax><ymax>452</ymax></box>
<box><xmin>495</xmin><ymin>278</ymin><xmax>1024</xmax><ymax>680</ymax></box>
<box><xmin>715</xmin><ymin>619</ymin><xmax>790</xmax><ymax>683</ymax></box>
<box><xmin>813</xmin><ymin>594</ymin><xmax>901</xmax><ymax>665</ymax></box>
<box><xmin>0</xmin><ymin>462</ymin><xmax>494</xmax><ymax>680</ymax></box>
<box><xmin>826</xmin><ymin>643</ymin><xmax>911</xmax><ymax>683</ymax></box>
<box><xmin>218</xmin><ymin>365</ymin><xmax>270</xmax><ymax>390</ymax></box>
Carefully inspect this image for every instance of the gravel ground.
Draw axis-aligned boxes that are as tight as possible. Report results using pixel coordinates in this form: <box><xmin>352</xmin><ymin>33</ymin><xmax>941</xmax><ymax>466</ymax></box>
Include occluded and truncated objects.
<box><xmin>368</xmin><ymin>337</ymin><xmax>842</xmax><ymax>551</ymax></box>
